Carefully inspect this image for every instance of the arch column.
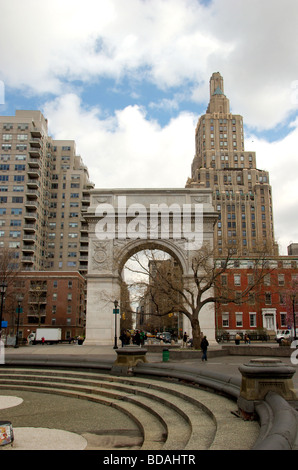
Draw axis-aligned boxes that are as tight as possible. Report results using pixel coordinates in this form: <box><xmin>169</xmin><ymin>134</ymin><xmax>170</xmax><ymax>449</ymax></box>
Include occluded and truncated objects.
<box><xmin>85</xmin><ymin>273</ymin><xmax>121</xmax><ymax>346</ymax></box>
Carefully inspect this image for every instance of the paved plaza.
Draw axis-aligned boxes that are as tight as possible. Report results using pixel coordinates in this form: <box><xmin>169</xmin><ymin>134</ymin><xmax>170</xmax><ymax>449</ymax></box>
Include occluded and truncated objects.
<box><xmin>0</xmin><ymin>342</ymin><xmax>297</xmax><ymax>451</ymax></box>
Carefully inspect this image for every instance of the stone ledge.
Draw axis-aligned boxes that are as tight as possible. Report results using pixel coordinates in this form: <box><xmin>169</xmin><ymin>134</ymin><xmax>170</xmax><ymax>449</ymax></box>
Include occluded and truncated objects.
<box><xmin>253</xmin><ymin>392</ymin><xmax>298</xmax><ymax>450</ymax></box>
<box><xmin>222</xmin><ymin>345</ymin><xmax>292</xmax><ymax>357</ymax></box>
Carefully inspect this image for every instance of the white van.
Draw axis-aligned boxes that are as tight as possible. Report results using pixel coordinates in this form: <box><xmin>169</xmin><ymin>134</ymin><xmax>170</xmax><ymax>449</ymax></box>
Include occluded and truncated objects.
<box><xmin>275</xmin><ymin>330</ymin><xmax>292</xmax><ymax>343</ymax></box>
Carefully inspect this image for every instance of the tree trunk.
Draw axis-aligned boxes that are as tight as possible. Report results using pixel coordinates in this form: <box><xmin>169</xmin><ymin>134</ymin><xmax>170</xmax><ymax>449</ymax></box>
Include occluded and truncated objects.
<box><xmin>191</xmin><ymin>318</ymin><xmax>201</xmax><ymax>349</ymax></box>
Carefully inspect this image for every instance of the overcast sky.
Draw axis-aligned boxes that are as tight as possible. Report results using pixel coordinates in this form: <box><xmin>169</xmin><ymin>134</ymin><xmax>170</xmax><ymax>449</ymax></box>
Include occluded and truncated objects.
<box><xmin>0</xmin><ymin>0</ymin><xmax>297</xmax><ymax>255</ymax></box>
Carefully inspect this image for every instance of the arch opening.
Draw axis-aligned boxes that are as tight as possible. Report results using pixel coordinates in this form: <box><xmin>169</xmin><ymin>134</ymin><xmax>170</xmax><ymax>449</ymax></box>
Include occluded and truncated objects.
<box><xmin>121</xmin><ymin>247</ymin><xmax>185</xmax><ymax>340</ymax></box>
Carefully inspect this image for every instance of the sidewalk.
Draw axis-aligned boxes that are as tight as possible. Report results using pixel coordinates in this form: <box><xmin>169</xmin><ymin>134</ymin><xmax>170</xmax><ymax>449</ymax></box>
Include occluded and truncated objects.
<box><xmin>4</xmin><ymin>342</ymin><xmax>298</xmax><ymax>388</ymax></box>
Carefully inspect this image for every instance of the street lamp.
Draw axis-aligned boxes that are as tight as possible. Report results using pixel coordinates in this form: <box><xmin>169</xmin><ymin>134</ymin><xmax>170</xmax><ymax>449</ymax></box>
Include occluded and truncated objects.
<box><xmin>113</xmin><ymin>300</ymin><xmax>119</xmax><ymax>350</ymax></box>
<box><xmin>0</xmin><ymin>282</ymin><xmax>7</xmax><ymax>340</ymax></box>
<box><xmin>14</xmin><ymin>295</ymin><xmax>23</xmax><ymax>348</ymax></box>
<box><xmin>293</xmin><ymin>294</ymin><xmax>297</xmax><ymax>341</ymax></box>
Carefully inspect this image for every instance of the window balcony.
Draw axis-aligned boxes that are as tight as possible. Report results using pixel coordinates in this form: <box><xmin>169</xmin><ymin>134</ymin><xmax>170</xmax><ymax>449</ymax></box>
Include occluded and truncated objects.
<box><xmin>28</xmin><ymin>157</ymin><xmax>41</xmax><ymax>168</ymax></box>
<box><xmin>29</xmin><ymin>137</ymin><xmax>41</xmax><ymax>148</ymax></box>
<box><xmin>31</xmin><ymin>129</ymin><xmax>42</xmax><ymax>139</ymax></box>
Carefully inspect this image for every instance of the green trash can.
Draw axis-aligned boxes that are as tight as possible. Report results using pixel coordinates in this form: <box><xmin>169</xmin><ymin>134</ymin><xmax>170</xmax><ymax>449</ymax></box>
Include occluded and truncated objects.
<box><xmin>163</xmin><ymin>348</ymin><xmax>169</xmax><ymax>362</ymax></box>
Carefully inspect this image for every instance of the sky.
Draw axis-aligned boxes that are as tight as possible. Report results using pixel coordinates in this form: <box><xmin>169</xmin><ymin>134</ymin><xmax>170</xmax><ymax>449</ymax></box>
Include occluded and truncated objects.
<box><xmin>0</xmin><ymin>0</ymin><xmax>297</xmax><ymax>255</ymax></box>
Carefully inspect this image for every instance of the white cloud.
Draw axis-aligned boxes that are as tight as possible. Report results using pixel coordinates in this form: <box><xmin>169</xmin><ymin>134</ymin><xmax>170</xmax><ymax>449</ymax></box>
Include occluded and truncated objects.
<box><xmin>43</xmin><ymin>93</ymin><xmax>196</xmax><ymax>189</ymax></box>
<box><xmin>1</xmin><ymin>0</ymin><xmax>298</xmax><ymax>252</ymax></box>
<box><xmin>1</xmin><ymin>0</ymin><xmax>298</xmax><ymax>130</ymax></box>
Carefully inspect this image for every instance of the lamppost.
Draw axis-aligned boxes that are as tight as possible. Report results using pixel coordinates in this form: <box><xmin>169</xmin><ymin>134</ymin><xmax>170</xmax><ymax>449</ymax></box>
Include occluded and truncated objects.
<box><xmin>113</xmin><ymin>299</ymin><xmax>119</xmax><ymax>349</ymax></box>
<box><xmin>292</xmin><ymin>294</ymin><xmax>297</xmax><ymax>341</ymax></box>
<box><xmin>14</xmin><ymin>295</ymin><xmax>23</xmax><ymax>348</ymax></box>
<box><xmin>0</xmin><ymin>282</ymin><xmax>7</xmax><ymax>340</ymax></box>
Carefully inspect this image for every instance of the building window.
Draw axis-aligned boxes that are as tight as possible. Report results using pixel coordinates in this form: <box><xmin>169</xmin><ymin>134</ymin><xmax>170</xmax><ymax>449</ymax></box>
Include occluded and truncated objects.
<box><xmin>234</xmin><ymin>274</ymin><xmax>241</xmax><ymax>286</ymax></box>
<box><xmin>265</xmin><ymin>293</ymin><xmax>271</xmax><ymax>305</ymax></box>
<box><xmin>280</xmin><ymin>313</ymin><xmax>287</xmax><ymax>327</ymax></box>
<box><xmin>249</xmin><ymin>313</ymin><xmax>257</xmax><ymax>328</ymax></box>
<box><xmin>236</xmin><ymin>312</ymin><xmax>243</xmax><ymax>327</ymax></box>
<box><xmin>278</xmin><ymin>274</ymin><xmax>285</xmax><ymax>286</ymax></box>
<box><xmin>264</xmin><ymin>274</ymin><xmax>271</xmax><ymax>286</ymax></box>
<box><xmin>222</xmin><ymin>313</ymin><xmax>229</xmax><ymax>328</ymax></box>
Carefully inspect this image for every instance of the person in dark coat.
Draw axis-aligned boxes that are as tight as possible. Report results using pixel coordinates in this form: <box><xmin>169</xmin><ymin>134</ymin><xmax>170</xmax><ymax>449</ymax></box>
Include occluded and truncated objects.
<box><xmin>200</xmin><ymin>336</ymin><xmax>209</xmax><ymax>361</ymax></box>
<box><xmin>134</xmin><ymin>330</ymin><xmax>141</xmax><ymax>346</ymax></box>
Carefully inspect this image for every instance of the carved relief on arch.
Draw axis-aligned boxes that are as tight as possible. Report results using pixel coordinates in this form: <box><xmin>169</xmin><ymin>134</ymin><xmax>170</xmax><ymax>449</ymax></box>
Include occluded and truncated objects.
<box><xmin>91</xmin><ymin>240</ymin><xmax>113</xmax><ymax>273</ymax></box>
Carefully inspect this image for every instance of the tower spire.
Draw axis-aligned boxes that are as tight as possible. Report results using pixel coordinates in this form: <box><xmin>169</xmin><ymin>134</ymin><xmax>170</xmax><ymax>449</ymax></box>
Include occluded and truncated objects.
<box><xmin>209</xmin><ymin>72</ymin><xmax>224</xmax><ymax>96</ymax></box>
<box><xmin>207</xmin><ymin>72</ymin><xmax>230</xmax><ymax>114</ymax></box>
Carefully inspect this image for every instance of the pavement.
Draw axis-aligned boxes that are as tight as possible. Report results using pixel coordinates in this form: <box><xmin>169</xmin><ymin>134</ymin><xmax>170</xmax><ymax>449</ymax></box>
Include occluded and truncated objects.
<box><xmin>0</xmin><ymin>342</ymin><xmax>297</xmax><ymax>452</ymax></box>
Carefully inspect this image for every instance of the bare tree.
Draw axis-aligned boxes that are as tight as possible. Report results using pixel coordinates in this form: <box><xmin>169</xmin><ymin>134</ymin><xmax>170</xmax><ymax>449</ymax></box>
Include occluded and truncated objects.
<box><xmin>28</xmin><ymin>280</ymin><xmax>48</xmax><ymax>326</ymax></box>
<box><xmin>126</xmin><ymin>244</ymin><xmax>274</xmax><ymax>349</ymax></box>
<box><xmin>0</xmin><ymin>248</ymin><xmax>23</xmax><ymax>335</ymax></box>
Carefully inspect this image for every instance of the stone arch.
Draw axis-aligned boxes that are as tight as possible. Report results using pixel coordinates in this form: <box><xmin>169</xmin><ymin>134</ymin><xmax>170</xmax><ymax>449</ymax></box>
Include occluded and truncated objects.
<box><xmin>83</xmin><ymin>188</ymin><xmax>218</xmax><ymax>346</ymax></box>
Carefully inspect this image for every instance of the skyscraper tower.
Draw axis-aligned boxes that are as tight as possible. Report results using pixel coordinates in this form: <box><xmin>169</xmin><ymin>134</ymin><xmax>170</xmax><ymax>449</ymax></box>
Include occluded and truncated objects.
<box><xmin>187</xmin><ymin>72</ymin><xmax>278</xmax><ymax>256</ymax></box>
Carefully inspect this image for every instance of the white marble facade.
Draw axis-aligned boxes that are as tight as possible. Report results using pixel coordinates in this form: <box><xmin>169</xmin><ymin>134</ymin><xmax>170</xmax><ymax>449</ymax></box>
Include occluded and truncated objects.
<box><xmin>84</xmin><ymin>188</ymin><xmax>218</xmax><ymax>346</ymax></box>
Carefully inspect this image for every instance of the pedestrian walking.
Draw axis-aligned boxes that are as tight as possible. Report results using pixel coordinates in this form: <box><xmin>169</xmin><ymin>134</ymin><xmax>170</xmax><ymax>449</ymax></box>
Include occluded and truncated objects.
<box><xmin>119</xmin><ymin>330</ymin><xmax>126</xmax><ymax>347</ymax></box>
<box><xmin>182</xmin><ymin>332</ymin><xmax>188</xmax><ymax>348</ymax></box>
<box><xmin>201</xmin><ymin>336</ymin><xmax>209</xmax><ymax>361</ymax></box>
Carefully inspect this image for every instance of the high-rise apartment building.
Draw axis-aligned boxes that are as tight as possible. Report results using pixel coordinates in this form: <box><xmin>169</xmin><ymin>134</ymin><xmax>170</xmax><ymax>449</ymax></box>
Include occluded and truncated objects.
<box><xmin>187</xmin><ymin>72</ymin><xmax>278</xmax><ymax>256</ymax></box>
<box><xmin>0</xmin><ymin>110</ymin><xmax>94</xmax><ymax>274</ymax></box>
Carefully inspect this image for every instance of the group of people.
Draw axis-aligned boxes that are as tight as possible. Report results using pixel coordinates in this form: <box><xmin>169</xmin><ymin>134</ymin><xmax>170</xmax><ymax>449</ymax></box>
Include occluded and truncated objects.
<box><xmin>120</xmin><ymin>328</ymin><xmax>210</xmax><ymax>361</ymax></box>
<box><xmin>235</xmin><ymin>333</ymin><xmax>250</xmax><ymax>345</ymax></box>
<box><xmin>119</xmin><ymin>329</ymin><xmax>147</xmax><ymax>347</ymax></box>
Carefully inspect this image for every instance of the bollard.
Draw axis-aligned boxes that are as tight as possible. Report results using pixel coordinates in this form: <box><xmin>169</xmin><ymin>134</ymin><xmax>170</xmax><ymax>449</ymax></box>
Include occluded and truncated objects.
<box><xmin>237</xmin><ymin>358</ymin><xmax>298</xmax><ymax>419</ymax></box>
<box><xmin>163</xmin><ymin>348</ymin><xmax>169</xmax><ymax>362</ymax></box>
<box><xmin>112</xmin><ymin>346</ymin><xmax>148</xmax><ymax>375</ymax></box>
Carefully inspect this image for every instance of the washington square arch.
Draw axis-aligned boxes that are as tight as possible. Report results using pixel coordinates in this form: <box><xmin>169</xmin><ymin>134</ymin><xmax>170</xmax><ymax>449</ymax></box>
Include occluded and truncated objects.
<box><xmin>83</xmin><ymin>187</ymin><xmax>218</xmax><ymax>346</ymax></box>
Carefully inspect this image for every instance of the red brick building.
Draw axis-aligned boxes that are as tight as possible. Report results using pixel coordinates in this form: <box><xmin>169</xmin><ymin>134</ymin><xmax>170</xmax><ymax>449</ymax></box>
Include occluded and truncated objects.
<box><xmin>3</xmin><ymin>271</ymin><xmax>86</xmax><ymax>343</ymax></box>
<box><xmin>215</xmin><ymin>256</ymin><xmax>298</xmax><ymax>340</ymax></box>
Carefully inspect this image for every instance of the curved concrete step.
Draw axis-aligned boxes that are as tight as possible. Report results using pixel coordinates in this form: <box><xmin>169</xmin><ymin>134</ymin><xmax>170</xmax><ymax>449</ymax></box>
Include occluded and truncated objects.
<box><xmin>0</xmin><ymin>380</ymin><xmax>166</xmax><ymax>450</ymax></box>
<box><xmin>0</xmin><ymin>376</ymin><xmax>210</xmax><ymax>450</ymax></box>
<box><xmin>0</xmin><ymin>367</ymin><xmax>257</xmax><ymax>450</ymax></box>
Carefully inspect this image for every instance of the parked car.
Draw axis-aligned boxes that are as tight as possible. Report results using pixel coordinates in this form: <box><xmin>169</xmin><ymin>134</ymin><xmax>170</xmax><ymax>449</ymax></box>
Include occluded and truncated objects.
<box><xmin>162</xmin><ymin>332</ymin><xmax>172</xmax><ymax>343</ymax></box>
<box><xmin>146</xmin><ymin>332</ymin><xmax>156</xmax><ymax>338</ymax></box>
